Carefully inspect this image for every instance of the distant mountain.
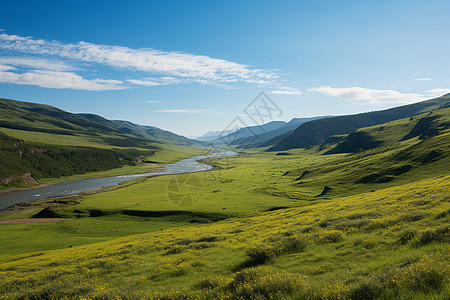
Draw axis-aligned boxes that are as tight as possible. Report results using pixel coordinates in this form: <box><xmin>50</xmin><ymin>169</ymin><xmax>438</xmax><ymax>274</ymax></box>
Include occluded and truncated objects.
<box><xmin>269</xmin><ymin>94</ymin><xmax>450</xmax><ymax>151</ymax></box>
<box><xmin>196</xmin><ymin>130</ymin><xmax>227</xmax><ymax>142</ymax></box>
<box><xmin>213</xmin><ymin>121</ymin><xmax>286</xmax><ymax>145</ymax></box>
<box><xmin>0</xmin><ymin>98</ymin><xmax>198</xmax><ymax>147</ymax></box>
<box><xmin>224</xmin><ymin>116</ymin><xmax>330</xmax><ymax>148</ymax></box>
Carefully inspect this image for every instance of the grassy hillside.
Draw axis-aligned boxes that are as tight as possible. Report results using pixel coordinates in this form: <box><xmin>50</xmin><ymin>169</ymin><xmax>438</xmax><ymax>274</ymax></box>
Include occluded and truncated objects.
<box><xmin>324</xmin><ymin>106</ymin><xmax>450</xmax><ymax>154</ymax></box>
<box><xmin>0</xmin><ymin>131</ymin><xmax>156</xmax><ymax>187</ymax></box>
<box><xmin>0</xmin><ymin>98</ymin><xmax>198</xmax><ymax>146</ymax></box>
<box><xmin>0</xmin><ymin>97</ymin><xmax>449</xmax><ymax>299</ymax></box>
<box><xmin>270</xmin><ymin>94</ymin><xmax>450</xmax><ymax>151</ymax></box>
<box><xmin>0</xmin><ymin>98</ymin><xmax>203</xmax><ymax>189</ymax></box>
<box><xmin>0</xmin><ymin>174</ymin><xmax>448</xmax><ymax>299</ymax></box>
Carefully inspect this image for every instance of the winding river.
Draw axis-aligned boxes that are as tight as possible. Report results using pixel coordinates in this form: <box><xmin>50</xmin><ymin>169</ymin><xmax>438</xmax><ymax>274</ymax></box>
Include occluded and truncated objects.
<box><xmin>0</xmin><ymin>151</ymin><xmax>238</xmax><ymax>211</ymax></box>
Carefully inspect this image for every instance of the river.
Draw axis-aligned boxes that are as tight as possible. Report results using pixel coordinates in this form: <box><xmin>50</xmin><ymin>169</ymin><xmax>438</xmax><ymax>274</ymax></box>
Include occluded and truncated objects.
<box><xmin>0</xmin><ymin>151</ymin><xmax>238</xmax><ymax>211</ymax></box>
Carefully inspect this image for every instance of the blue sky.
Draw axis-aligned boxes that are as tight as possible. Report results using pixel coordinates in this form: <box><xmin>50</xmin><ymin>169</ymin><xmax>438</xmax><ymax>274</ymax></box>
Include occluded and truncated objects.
<box><xmin>0</xmin><ymin>0</ymin><xmax>449</xmax><ymax>137</ymax></box>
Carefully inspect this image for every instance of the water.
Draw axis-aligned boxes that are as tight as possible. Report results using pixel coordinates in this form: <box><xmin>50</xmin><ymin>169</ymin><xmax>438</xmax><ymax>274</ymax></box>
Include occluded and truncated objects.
<box><xmin>0</xmin><ymin>151</ymin><xmax>238</xmax><ymax>211</ymax></box>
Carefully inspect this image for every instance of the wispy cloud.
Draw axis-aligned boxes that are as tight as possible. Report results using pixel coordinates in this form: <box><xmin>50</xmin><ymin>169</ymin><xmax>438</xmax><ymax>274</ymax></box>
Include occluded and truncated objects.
<box><xmin>309</xmin><ymin>86</ymin><xmax>427</xmax><ymax>104</ymax></box>
<box><xmin>0</xmin><ymin>31</ymin><xmax>280</xmax><ymax>89</ymax></box>
<box><xmin>0</xmin><ymin>56</ymin><xmax>75</xmax><ymax>71</ymax></box>
<box><xmin>127</xmin><ymin>77</ymin><xmax>182</xmax><ymax>87</ymax></box>
<box><xmin>271</xmin><ymin>88</ymin><xmax>302</xmax><ymax>95</ymax></box>
<box><xmin>145</xmin><ymin>100</ymin><xmax>159</xmax><ymax>103</ymax></box>
<box><xmin>0</xmin><ymin>69</ymin><xmax>126</xmax><ymax>91</ymax></box>
<box><xmin>309</xmin><ymin>86</ymin><xmax>450</xmax><ymax>104</ymax></box>
<box><xmin>414</xmin><ymin>78</ymin><xmax>432</xmax><ymax>81</ymax></box>
<box><xmin>155</xmin><ymin>109</ymin><xmax>215</xmax><ymax>114</ymax></box>
<box><xmin>426</xmin><ymin>88</ymin><xmax>450</xmax><ymax>97</ymax></box>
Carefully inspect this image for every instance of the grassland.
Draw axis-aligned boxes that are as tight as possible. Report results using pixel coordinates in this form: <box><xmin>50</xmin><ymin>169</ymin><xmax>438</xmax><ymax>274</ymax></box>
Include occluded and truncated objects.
<box><xmin>0</xmin><ymin>170</ymin><xmax>448</xmax><ymax>299</ymax></box>
<box><xmin>0</xmin><ymin>103</ymin><xmax>449</xmax><ymax>299</ymax></box>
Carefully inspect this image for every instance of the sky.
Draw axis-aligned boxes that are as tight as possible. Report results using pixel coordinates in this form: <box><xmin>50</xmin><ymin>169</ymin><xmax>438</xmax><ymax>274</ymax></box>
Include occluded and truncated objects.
<box><xmin>0</xmin><ymin>0</ymin><xmax>449</xmax><ymax>137</ymax></box>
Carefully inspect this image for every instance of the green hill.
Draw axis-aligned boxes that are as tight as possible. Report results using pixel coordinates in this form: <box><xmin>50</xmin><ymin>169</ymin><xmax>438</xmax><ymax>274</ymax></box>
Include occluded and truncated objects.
<box><xmin>269</xmin><ymin>94</ymin><xmax>450</xmax><ymax>151</ymax></box>
<box><xmin>0</xmin><ymin>98</ymin><xmax>198</xmax><ymax>146</ymax></box>
<box><xmin>324</xmin><ymin>106</ymin><xmax>450</xmax><ymax>155</ymax></box>
<box><xmin>0</xmin><ymin>98</ymin><xmax>201</xmax><ymax>189</ymax></box>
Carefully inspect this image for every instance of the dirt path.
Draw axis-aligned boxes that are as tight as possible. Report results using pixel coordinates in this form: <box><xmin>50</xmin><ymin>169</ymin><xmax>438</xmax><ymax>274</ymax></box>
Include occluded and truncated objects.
<box><xmin>0</xmin><ymin>218</ymin><xmax>71</xmax><ymax>224</ymax></box>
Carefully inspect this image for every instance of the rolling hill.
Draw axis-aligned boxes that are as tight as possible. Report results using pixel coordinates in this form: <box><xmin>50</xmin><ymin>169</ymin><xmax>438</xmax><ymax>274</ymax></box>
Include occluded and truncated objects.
<box><xmin>0</xmin><ymin>98</ymin><xmax>198</xmax><ymax>147</ymax></box>
<box><xmin>0</xmin><ymin>98</ymin><xmax>201</xmax><ymax>189</ymax></box>
<box><xmin>269</xmin><ymin>93</ymin><xmax>450</xmax><ymax>151</ymax></box>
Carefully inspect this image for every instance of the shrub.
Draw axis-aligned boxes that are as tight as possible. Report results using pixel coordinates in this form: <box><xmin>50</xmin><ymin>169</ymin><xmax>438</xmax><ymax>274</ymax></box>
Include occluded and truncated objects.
<box><xmin>228</xmin><ymin>267</ymin><xmax>303</xmax><ymax>299</ymax></box>
<box><xmin>321</xmin><ymin>230</ymin><xmax>345</xmax><ymax>243</ymax></box>
<box><xmin>245</xmin><ymin>244</ymin><xmax>275</xmax><ymax>264</ymax></box>
<box><xmin>245</xmin><ymin>236</ymin><xmax>307</xmax><ymax>266</ymax></box>
<box><xmin>193</xmin><ymin>278</ymin><xmax>222</xmax><ymax>290</ymax></box>
<box><xmin>277</xmin><ymin>237</ymin><xmax>307</xmax><ymax>253</ymax></box>
<box><xmin>389</xmin><ymin>254</ymin><xmax>448</xmax><ymax>293</ymax></box>
<box><xmin>301</xmin><ymin>225</ymin><xmax>316</xmax><ymax>233</ymax></box>
<box><xmin>398</xmin><ymin>230</ymin><xmax>417</xmax><ymax>245</ymax></box>
<box><xmin>349</xmin><ymin>276</ymin><xmax>385</xmax><ymax>300</ymax></box>
<box><xmin>414</xmin><ymin>225</ymin><xmax>449</xmax><ymax>246</ymax></box>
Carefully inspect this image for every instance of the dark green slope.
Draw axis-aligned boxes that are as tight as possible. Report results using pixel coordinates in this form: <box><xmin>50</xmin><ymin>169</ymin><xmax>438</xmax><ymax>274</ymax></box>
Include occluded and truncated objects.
<box><xmin>324</xmin><ymin>105</ymin><xmax>450</xmax><ymax>155</ymax></box>
<box><xmin>0</xmin><ymin>131</ymin><xmax>152</xmax><ymax>188</ymax></box>
<box><xmin>0</xmin><ymin>98</ymin><xmax>198</xmax><ymax>146</ymax></box>
<box><xmin>269</xmin><ymin>94</ymin><xmax>450</xmax><ymax>151</ymax></box>
<box><xmin>324</xmin><ymin>131</ymin><xmax>384</xmax><ymax>154</ymax></box>
<box><xmin>0</xmin><ymin>98</ymin><xmax>201</xmax><ymax>189</ymax></box>
<box><xmin>279</xmin><ymin>106</ymin><xmax>450</xmax><ymax>200</ymax></box>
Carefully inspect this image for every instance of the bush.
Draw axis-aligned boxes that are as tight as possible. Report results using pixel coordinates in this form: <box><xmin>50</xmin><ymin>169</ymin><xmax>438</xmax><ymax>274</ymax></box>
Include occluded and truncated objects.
<box><xmin>398</xmin><ymin>230</ymin><xmax>417</xmax><ymax>245</ymax></box>
<box><xmin>228</xmin><ymin>268</ymin><xmax>303</xmax><ymax>299</ymax></box>
<box><xmin>321</xmin><ymin>230</ymin><xmax>345</xmax><ymax>243</ymax></box>
<box><xmin>245</xmin><ymin>244</ymin><xmax>275</xmax><ymax>264</ymax></box>
<box><xmin>414</xmin><ymin>225</ymin><xmax>449</xmax><ymax>246</ymax></box>
<box><xmin>350</xmin><ymin>276</ymin><xmax>385</xmax><ymax>300</ymax></box>
<box><xmin>245</xmin><ymin>236</ymin><xmax>307</xmax><ymax>266</ymax></box>
<box><xmin>278</xmin><ymin>237</ymin><xmax>307</xmax><ymax>253</ymax></box>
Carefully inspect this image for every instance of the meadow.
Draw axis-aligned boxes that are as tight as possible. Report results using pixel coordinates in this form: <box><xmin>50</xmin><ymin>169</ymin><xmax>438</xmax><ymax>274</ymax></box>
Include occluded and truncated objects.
<box><xmin>0</xmin><ymin>165</ymin><xmax>448</xmax><ymax>299</ymax></box>
<box><xmin>0</xmin><ymin>109</ymin><xmax>449</xmax><ymax>299</ymax></box>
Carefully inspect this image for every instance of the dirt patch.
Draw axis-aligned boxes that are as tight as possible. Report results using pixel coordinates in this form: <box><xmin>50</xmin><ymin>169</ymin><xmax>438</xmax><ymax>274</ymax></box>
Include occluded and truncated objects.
<box><xmin>1</xmin><ymin>172</ymin><xmax>37</xmax><ymax>185</ymax></box>
<box><xmin>0</xmin><ymin>218</ymin><xmax>71</xmax><ymax>225</ymax></box>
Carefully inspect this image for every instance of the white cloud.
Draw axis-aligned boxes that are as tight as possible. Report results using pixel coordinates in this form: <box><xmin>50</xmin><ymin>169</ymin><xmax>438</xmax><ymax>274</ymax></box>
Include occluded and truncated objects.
<box><xmin>0</xmin><ymin>56</ymin><xmax>75</xmax><ymax>71</ymax></box>
<box><xmin>309</xmin><ymin>86</ymin><xmax>427</xmax><ymax>104</ymax></box>
<box><xmin>155</xmin><ymin>109</ymin><xmax>214</xmax><ymax>114</ymax></box>
<box><xmin>271</xmin><ymin>88</ymin><xmax>302</xmax><ymax>95</ymax></box>
<box><xmin>0</xmin><ymin>64</ymin><xmax>16</xmax><ymax>71</ymax></box>
<box><xmin>0</xmin><ymin>32</ymin><xmax>279</xmax><ymax>87</ymax></box>
<box><xmin>145</xmin><ymin>100</ymin><xmax>159</xmax><ymax>103</ymax></box>
<box><xmin>127</xmin><ymin>79</ymin><xmax>166</xmax><ymax>86</ymax></box>
<box><xmin>127</xmin><ymin>76</ymin><xmax>182</xmax><ymax>86</ymax></box>
<box><xmin>414</xmin><ymin>78</ymin><xmax>432</xmax><ymax>81</ymax></box>
<box><xmin>426</xmin><ymin>88</ymin><xmax>450</xmax><ymax>97</ymax></box>
<box><xmin>0</xmin><ymin>69</ymin><xmax>126</xmax><ymax>91</ymax></box>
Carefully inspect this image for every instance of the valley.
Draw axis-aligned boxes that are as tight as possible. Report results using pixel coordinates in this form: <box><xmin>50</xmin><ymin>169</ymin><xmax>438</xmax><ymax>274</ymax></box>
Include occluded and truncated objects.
<box><xmin>0</xmin><ymin>94</ymin><xmax>449</xmax><ymax>299</ymax></box>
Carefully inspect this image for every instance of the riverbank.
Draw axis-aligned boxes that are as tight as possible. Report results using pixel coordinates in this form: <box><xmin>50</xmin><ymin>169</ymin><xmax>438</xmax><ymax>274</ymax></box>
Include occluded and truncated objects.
<box><xmin>0</xmin><ymin>162</ymin><xmax>167</xmax><ymax>194</ymax></box>
<box><xmin>0</xmin><ymin>151</ymin><xmax>238</xmax><ymax>212</ymax></box>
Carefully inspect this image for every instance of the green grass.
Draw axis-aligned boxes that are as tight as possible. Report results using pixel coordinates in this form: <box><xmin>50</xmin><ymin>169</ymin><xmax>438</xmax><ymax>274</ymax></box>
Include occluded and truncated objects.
<box><xmin>0</xmin><ymin>127</ymin><xmax>202</xmax><ymax>163</ymax></box>
<box><xmin>0</xmin><ymin>173</ymin><xmax>448</xmax><ymax>299</ymax></box>
<box><xmin>0</xmin><ymin>128</ymin><xmax>122</xmax><ymax>149</ymax></box>
<box><xmin>0</xmin><ymin>105</ymin><xmax>449</xmax><ymax>299</ymax></box>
